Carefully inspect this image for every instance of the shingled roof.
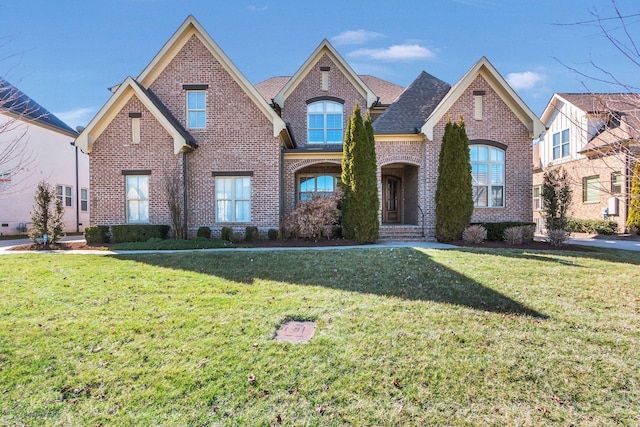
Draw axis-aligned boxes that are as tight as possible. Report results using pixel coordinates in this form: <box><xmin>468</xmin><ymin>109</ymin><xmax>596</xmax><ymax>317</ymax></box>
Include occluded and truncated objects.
<box><xmin>557</xmin><ymin>93</ymin><xmax>640</xmax><ymax>114</ymax></box>
<box><xmin>0</xmin><ymin>77</ymin><xmax>77</xmax><ymax>137</ymax></box>
<box><xmin>254</xmin><ymin>75</ymin><xmax>404</xmax><ymax>106</ymax></box>
<box><xmin>373</xmin><ymin>71</ymin><xmax>451</xmax><ymax>134</ymax></box>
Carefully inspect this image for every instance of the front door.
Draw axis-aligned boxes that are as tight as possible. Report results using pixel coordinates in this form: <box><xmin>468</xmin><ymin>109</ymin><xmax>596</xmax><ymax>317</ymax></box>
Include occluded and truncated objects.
<box><xmin>383</xmin><ymin>176</ymin><xmax>401</xmax><ymax>223</ymax></box>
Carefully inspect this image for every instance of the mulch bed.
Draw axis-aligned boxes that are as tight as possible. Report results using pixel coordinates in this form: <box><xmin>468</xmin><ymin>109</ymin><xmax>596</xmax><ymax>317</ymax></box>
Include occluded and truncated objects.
<box><xmin>8</xmin><ymin>238</ymin><xmax>592</xmax><ymax>251</ymax></box>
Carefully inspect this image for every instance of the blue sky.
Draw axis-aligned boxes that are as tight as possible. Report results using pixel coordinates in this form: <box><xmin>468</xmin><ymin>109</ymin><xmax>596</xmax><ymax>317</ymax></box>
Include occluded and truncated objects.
<box><xmin>2</xmin><ymin>0</ymin><xmax>639</xmax><ymax>130</ymax></box>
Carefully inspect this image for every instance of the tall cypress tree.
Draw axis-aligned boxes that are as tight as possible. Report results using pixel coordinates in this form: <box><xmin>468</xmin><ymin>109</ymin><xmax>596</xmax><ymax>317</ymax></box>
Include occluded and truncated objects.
<box><xmin>435</xmin><ymin>118</ymin><xmax>474</xmax><ymax>242</ymax></box>
<box><xmin>340</xmin><ymin>104</ymin><xmax>380</xmax><ymax>243</ymax></box>
<box><xmin>627</xmin><ymin>160</ymin><xmax>640</xmax><ymax>233</ymax></box>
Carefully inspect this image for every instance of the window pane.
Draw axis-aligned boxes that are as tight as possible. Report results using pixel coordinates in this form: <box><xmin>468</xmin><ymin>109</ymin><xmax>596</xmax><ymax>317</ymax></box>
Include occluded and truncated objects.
<box><xmin>553</xmin><ymin>132</ymin><xmax>560</xmax><ymax>147</ymax></box>
<box><xmin>326</xmin><ymin>130</ymin><xmax>342</xmax><ymax>143</ymax></box>
<box><xmin>308</xmin><ymin>129</ymin><xmax>324</xmax><ymax>143</ymax></box>
<box><xmin>127</xmin><ymin>201</ymin><xmax>139</xmax><ymax>222</ymax></box>
<box><xmin>308</xmin><ymin>103</ymin><xmax>323</xmax><ymax>113</ymax></box>
<box><xmin>562</xmin><ymin>143</ymin><xmax>570</xmax><ymax>157</ymax></box>
<box><xmin>325</xmin><ymin>102</ymin><xmax>342</xmax><ymax>113</ymax></box>
<box><xmin>472</xmin><ymin>164</ymin><xmax>488</xmax><ymax>185</ymax></box>
<box><xmin>300</xmin><ymin>177</ymin><xmax>315</xmax><ymax>193</ymax></box>
<box><xmin>236</xmin><ymin>201</ymin><xmax>250</xmax><ymax>222</ymax></box>
<box><xmin>491</xmin><ymin>186</ymin><xmax>504</xmax><ymax>207</ymax></box>
<box><xmin>562</xmin><ymin>129</ymin><xmax>569</xmax><ymax>142</ymax></box>
<box><xmin>309</xmin><ymin>114</ymin><xmax>324</xmax><ymax>129</ymax></box>
<box><xmin>490</xmin><ymin>164</ymin><xmax>504</xmax><ymax>185</ymax></box>
<box><xmin>316</xmin><ymin>176</ymin><xmax>334</xmax><ymax>192</ymax></box>
<box><xmin>584</xmin><ymin>176</ymin><xmax>600</xmax><ymax>202</ymax></box>
<box><xmin>473</xmin><ymin>186</ymin><xmax>488</xmax><ymax>207</ymax></box>
<box><xmin>217</xmin><ymin>200</ymin><xmax>231</xmax><ymax>222</ymax></box>
<box><xmin>553</xmin><ymin>146</ymin><xmax>560</xmax><ymax>159</ymax></box>
<box><xmin>326</xmin><ymin>114</ymin><xmax>342</xmax><ymax>129</ymax></box>
<box><xmin>490</xmin><ymin>148</ymin><xmax>504</xmax><ymax>162</ymax></box>
<box><xmin>236</xmin><ymin>177</ymin><xmax>250</xmax><ymax>199</ymax></box>
<box><xmin>476</xmin><ymin>146</ymin><xmax>488</xmax><ymax>161</ymax></box>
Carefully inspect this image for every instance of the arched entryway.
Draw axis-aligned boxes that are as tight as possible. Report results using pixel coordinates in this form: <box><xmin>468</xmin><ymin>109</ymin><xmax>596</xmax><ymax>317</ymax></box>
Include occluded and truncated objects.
<box><xmin>381</xmin><ymin>163</ymin><xmax>419</xmax><ymax>225</ymax></box>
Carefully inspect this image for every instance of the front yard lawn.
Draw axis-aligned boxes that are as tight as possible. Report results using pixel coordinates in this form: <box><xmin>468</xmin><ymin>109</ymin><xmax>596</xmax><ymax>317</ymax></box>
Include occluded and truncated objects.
<box><xmin>0</xmin><ymin>247</ymin><xmax>638</xmax><ymax>425</ymax></box>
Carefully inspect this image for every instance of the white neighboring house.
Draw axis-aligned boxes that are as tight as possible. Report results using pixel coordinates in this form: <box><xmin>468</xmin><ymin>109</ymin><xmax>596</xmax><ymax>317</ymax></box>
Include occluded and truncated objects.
<box><xmin>0</xmin><ymin>77</ymin><xmax>89</xmax><ymax>235</ymax></box>
<box><xmin>533</xmin><ymin>93</ymin><xmax>640</xmax><ymax>233</ymax></box>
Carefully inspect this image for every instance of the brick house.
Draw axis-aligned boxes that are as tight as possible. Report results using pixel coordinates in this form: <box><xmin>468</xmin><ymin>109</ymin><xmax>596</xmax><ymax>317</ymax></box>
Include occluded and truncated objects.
<box><xmin>533</xmin><ymin>93</ymin><xmax>640</xmax><ymax>233</ymax></box>
<box><xmin>76</xmin><ymin>16</ymin><xmax>543</xmax><ymax>240</ymax></box>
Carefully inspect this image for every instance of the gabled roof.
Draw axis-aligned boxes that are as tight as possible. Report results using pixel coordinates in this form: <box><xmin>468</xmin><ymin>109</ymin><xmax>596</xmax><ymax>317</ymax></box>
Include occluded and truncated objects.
<box><xmin>273</xmin><ymin>39</ymin><xmax>377</xmax><ymax>108</ymax></box>
<box><xmin>255</xmin><ymin>74</ymin><xmax>404</xmax><ymax>107</ymax></box>
<box><xmin>541</xmin><ymin>92</ymin><xmax>640</xmax><ymax>124</ymax></box>
<box><xmin>137</xmin><ymin>15</ymin><xmax>286</xmax><ymax>139</ymax></box>
<box><xmin>373</xmin><ymin>71</ymin><xmax>451</xmax><ymax>134</ymax></box>
<box><xmin>421</xmin><ymin>57</ymin><xmax>545</xmax><ymax>140</ymax></box>
<box><xmin>0</xmin><ymin>77</ymin><xmax>77</xmax><ymax>137</ymax></box>
<box><xmin>75</xmin><ymin>76</ymin><xmax>197</xmax><ymax>154</ymax></box>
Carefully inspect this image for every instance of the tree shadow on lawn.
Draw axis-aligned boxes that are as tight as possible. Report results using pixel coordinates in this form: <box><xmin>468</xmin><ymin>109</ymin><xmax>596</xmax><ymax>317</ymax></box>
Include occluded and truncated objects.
<box><xmin>116</xmin><ymin>248</ymin><xmax>546</xmax><ymax>318</ymax></box>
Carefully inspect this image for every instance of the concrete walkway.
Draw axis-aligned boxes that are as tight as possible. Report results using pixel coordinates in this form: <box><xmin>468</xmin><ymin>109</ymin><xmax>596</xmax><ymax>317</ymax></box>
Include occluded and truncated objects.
<box><xmin>1</xmin><ymin>235</ymin><xmax>639</xmax><ymax>255</ymax></box>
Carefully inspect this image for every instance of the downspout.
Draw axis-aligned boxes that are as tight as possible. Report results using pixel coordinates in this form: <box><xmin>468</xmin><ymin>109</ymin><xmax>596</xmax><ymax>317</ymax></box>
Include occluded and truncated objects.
<box><xmin>279</xmin><ymin>147</ymin><xmax>285</xmax><ymax>224</ymax></box>
<box><xmin>182</xmin><ymin>150</ymin><xmax>188</xmax><ymax>239</ymax></box>
<box><xmin>74</xmin><ymin>143</ymin><xmax>79</xmax><ymax>233</ymax></box>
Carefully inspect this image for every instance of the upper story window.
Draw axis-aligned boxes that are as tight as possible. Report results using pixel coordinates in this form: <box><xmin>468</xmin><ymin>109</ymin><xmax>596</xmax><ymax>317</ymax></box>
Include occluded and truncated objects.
<box><xmin>470</xmin><ymin>145</ymin><xmax>505</xmax><ymax>208</ymax></box>
<box><xmin>308</xmin><ymin>101</ymin><xmax>343</xmax><ymax>144</ymax></box>
<box><xmin>56</xmin><ymin>185</ymin><xmax>72</xmax><ymax>208</ymax></box>
<box><xmin>187</xmin><ymin>91</ymin><xmax>206</xmax><ymax>129</ymax></box>
<box><xmin>552</xmin><ymin>129</ymin><xmax>570</xmax><ymax>160</ymax></box>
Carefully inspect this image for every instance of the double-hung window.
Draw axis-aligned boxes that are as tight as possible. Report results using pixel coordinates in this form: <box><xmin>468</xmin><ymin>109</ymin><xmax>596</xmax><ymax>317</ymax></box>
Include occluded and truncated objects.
<box><xmin>307</xmin><ymin>101</ymin><xmax>343</xmax><ymax>144</ymax></box>
<box><xmin>471</xmin><ymin>145</ymin><xmax>505</xmax><ymax>208</ymax></box>
<box><xmin>533</xmin><ymin>185</ymin><xmax>542</xmax><ymax>211</ymax></box>
<box><xmin>187</xmin><ymin>91</ymin><xmax>206</xmax><ymax>129</ymax></box>
<box><xmin>299</xmin><ymin>175</ymin><xmax>338</xmax><ymax>201</ymax></box>
<box><xmin>126</xmin><ymin>176</ymin><xmax>149</xmax><ymax>223</ymax></box>
<box><xmin>216</xmin><ymin>177</ymin><xmax>251</xmax><ymax>222</ymax></box>
<box><xmin>56</xmin><ymin>185</ymin><xmax>72</xmax><ymax>207</ymax></box>
<box><xmin>80</xmin><ymin>188</ymin><xmax>89</xmax><ymax>212</ymax></box>
<box><xmin>611</xmin><ymin>172</ymin><xmax>623</xmax><ymax>194</ymax></box>
<box><xmin>552</xmin><ymin>129</ymin><xmax>570</xmax><ymax>160</ymax></box>
<box><xmin>583</xmin><ymin>175</ymin><xmax>600</xmax><ymax>203</ymax></box>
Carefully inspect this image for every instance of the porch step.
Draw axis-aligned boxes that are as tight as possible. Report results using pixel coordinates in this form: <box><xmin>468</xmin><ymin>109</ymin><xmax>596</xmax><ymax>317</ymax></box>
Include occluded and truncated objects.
<box><xmin>378</xmin><ymin>225</ymin><xmax>429</xmax><ymax>242</ymax></box>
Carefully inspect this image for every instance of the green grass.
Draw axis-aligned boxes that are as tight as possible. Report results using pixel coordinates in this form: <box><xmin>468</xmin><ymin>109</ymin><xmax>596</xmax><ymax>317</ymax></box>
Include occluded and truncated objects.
<box><xmin>0</xmin><ymin>247</ymin><xmax>638</xmax><ymax>426</ymax></box>
<box><xmin>110</xmin><ymin>238</ymin><xmax>235</xmax><ymax>251</ymax></box>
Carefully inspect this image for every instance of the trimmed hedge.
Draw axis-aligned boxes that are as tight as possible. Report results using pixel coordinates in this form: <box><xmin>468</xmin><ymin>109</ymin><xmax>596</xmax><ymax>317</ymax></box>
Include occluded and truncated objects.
<box><xmin>110</xmin><ymin>224</ymin><xmax>170</xmax><ymax>243</ymax></box>
<box><xmin>245</xmin><ymin>226</ymin><xmax>259</xmax><ymax>242</ymax></box>
<box><xmin>221</xmin><ymin>226</ymin><xmax>233</xmax><ymax>242</ymax></box>
<box><xmin>84</xmin><ymin>225</ymin><xmax>110</xmax><ymax>244</ymax></box>
<box><xmin>567</xmin><ymin>219</ymin><xmax>618</xmax><ymax>235</ymax></box>
<box><xmin>197</xmin><ymin>226</ymin><xmax>211</xmax><ymax>239</ymax></box>
<box><xmin>471</xmin><ymin>221</ymin><xmax>536</xmax><ymax>241</ymax></box>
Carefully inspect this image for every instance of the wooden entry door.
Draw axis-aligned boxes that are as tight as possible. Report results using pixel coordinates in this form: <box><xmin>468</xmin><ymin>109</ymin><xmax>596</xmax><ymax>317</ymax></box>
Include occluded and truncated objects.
<box><xmin>383</xmin><ymin>176</ymin><xmax>401</xmax><ymax>223</ymax></box>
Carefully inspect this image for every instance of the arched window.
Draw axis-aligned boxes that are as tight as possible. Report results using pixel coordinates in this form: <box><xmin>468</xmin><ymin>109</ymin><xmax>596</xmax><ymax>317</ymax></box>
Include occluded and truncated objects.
<box><xmin>470</xmin><ymin>145</ymin><xmax>505</xmax><ymax>208</ymax></box>
<box><xmin>307</xmin><ymin>101</ymin><xmax>343</xmax><ymax>144</ymax></box>
<box><xmin>299</xmin><ymin>175</ymin><xmax>338</xmax><ymax>201</ymax></box>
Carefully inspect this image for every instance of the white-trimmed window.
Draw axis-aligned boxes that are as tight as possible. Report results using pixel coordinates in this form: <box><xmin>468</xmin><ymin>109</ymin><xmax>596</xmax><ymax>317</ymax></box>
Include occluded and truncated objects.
<box><xmin>56</xmin><ymin>185</ymin><xmax>72</xmax><ymax>207</ymax></box>
<box><xmin>471</xmin><ymin>145</ymin><xmax>505</xmax><ymax>208</ymax></box>
<box><xmin>126</xmin><ymin>176</ymin><xmax>149</xmax><ymax>223</ymax></box>
<box><xmin>80</xmin><ymin>188</ymin><xmax>89</xmax><ymax>212</ymax></box>
<box><xmin>187</xmin><ymin>91</ymin><xmax>206</xmax><ymax>129</ymax></box>
<box><xmin>307</xmin><ymin>101</ymin><xmax>343</xmax><ymax>144</ymax></box>
<box><xmin>216</xmin><ymin>176</ymin><xmax>251</xmax><ymax>222</ymax></box>
<box><xmin>611</xmin><ymin>172</ymin><xmax>623</xmax><ymax>194</ymax></box>
<box><xmin>552</xmin><ymin>129</ymin><xmax>570</xmax><ymax>160</ymax></box>
<box><xmin>299</xmin><ymin>175</ymin><xmax>338</xmax><ymax>201</ymax></box>
<box><xmin>583</xmin><ymin>175</ymin><xmax>600</xmax><ymax>203</ymax></box>
<box><xmin>533</xmin><ymin>185</ymin><xmax>542</xmax><ymax>211</ymax></box>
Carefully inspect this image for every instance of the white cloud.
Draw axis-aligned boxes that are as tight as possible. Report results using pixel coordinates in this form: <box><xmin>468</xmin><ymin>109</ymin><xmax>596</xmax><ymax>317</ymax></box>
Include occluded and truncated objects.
<box><xmin>53</xmin><ymin>107</ymin><xmax>96</xmax><ymax>129</ymax></box>
<box><xmin>332</xmin><ymin>30</ymin><xmax>384</xmax><ymax>46</ymax></box>
<box><xmin>348</xmin><ymin>44</ymin><xmax>435</xmax><ymax>61</ymax></box>
<box><xmin>247</xmin><ymin>5</ymin><xmax>268</xmax><ymax>12</ymax></box>
<box><xmin>506</xmin><ymin>71</ymin><xmax>546</xmax><ymax>90</ymax></box>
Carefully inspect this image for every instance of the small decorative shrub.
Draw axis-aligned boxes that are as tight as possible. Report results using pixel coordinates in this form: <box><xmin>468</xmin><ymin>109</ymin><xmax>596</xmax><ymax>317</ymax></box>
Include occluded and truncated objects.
<box><xmin>521</xmin><ymin>225</ymin><xmax>535</xmax><ymax>243</ymax></box>
<box><xmin>197</xmin><ymin>226</ymin><xmax>211</xmax><ymax>239</ymax></box>
<box><xmin>268</xmin><ymin>229</ymin><xmax>279</xmax><ymax>240</ymax></box>
<box><xmin>231</xmin><ymin>231</ymin><xmax>244</xmax><ymax>243</ymax></box>
<box><xmin>503</xmin><ymin>226</ymin><xmax>524</xmax><ymax>245</ymax></box>
<box><xmin>566</xmin><ymin>219</ymin><xmax>618</xmax><ymax>235</ymax></box>
<box><xmin>221</xmin><ymin>226</ymin><xmax>233</xmax><ymax>242</ymax></box>
<box><xmin>472</xmin><ymin>221</ymin><xmax>536</xmax><ymax>241</ymax></box>
<box><xmin>110</xmin><ymin>224</ymin><xmax>170</xmax><ymax>243</ymax></box>
<box><xmin>84</xmin><ymin>225</ymin><xmax>110</xmax><ymax>244</ymax></box>
<box><xmin>245</xmin><ymin>226</ymin><xmax>259</xmax><ymax>242</ymax></box>
<box><xmin>462</xmin><ymin>225</ymin><xmax>487</xmax><ymax>244</ymax></box>
<box><xmin>282</xmin><ymin>193</ymin><xmax>341</xmax><ymax>240</ymax></box>
<box><xmin>548</xmin><ymin>229</ymin><xmax>569</xmax><ymax>246</ymax></box>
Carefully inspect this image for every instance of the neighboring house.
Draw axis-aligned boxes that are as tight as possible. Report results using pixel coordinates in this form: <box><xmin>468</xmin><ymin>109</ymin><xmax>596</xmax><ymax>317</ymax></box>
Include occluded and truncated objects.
<box><xmin>0</xmin><ymin>78</ymin><xmax>89</xmax><ymax>234</ymax></box>
<box><xmin>533</xmin><ymin>93</ymin><xmax>640</xmax><ymax>233</ymax></box>
<box><xmin>76</xmin><ymin>16</ymin><xmax>543</xmax><ymax>240</ymax></box>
